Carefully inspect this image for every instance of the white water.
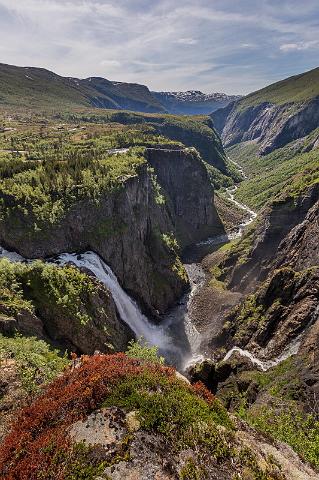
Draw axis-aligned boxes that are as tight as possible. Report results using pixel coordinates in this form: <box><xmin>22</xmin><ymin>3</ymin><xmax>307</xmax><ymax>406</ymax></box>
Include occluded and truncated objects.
<box><xmin>0</xmin><ymin>245</ymin><xmax>196</xmax><ymax>369</ymax></box>
<box><xmin>57</xmin><ymin>252</ymin><xmax>175</xmax><ymax>355</ymax></box>
<box><xmin>226</xmin><ymin>185</ymin><xmax>257</xmax><ymax>238</ymax></box>
<box><xmin>226</xmin><ymin>156</ymin><xmax>257</xmax><ymax>237</ymax></box>
<box><xmin>0</xmin><ymin>246</ymin><xmax>26</xmax><ymax>262</ymax></box>
<box><xmin>222</xmin><ymin>309</ymin><xmax>318</xmax><ymax>372</ymax></box>
<box><xmin>1</xmin><ymin>154</ymin><xmax>312</xmax><ymax>373</ymax></box>
<box><xmin>222</xmin><ymin>342</ymin><xmax>302</xmax><ymax>372</ymax></box>
<box><xmin>198</xmin><ymin>162</ymin><xmax>257</xmax><ymax>248</ymax></box>
<box><xmin>161</xmin><ymin>263</ymin><xmax>206</xmax><ymax>370</ymax></box>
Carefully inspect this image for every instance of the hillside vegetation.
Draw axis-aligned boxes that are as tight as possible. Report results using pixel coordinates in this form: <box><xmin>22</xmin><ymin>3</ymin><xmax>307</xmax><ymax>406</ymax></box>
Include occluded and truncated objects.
<box><xmin>61</xmin><ymin>109</ymin><xmax>228</xmax><ymax>172</ymax></box>
<box><xmin>0</xmin><ymin>112</ymin><xmax>227</xmax><ymax>232</ymax></box>
<box><xmin>228</xmin><ymin>135</ymin><xmax>319</xmax><ymax>210</ymax></box>
<box><xmin>0</xmin><ymin>63</ymin><xmax>165</xmax><ymax>113</ymax></box>
<box><xmin>236</xmin><ymin>66</ymin><xmax>319</xmax><ymax>111</ymax></box>
<box><xmin>0</xmin><ymin>351</ymin><xmax>295</xmax><ymax>480</ymax></box>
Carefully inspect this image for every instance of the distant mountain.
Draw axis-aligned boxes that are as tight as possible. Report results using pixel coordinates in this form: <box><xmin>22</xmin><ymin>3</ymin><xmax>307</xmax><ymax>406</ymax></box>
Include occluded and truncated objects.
<box><xmin>211</xmin><ymin>66</ymin><xmax>319</xmax><ymax>154</ymax></box>
<box><xmin>0</xmin><ymin>63</ymin><xmax>166</xmax><ymax>113</ymax></box>
<box><xmin>0</xmin><ymin>63</ymin><xmax>241</xmax><ymax>116</ymax></box>
<box><xmin>153</xmin><ymin>90</ymin><xmax>241</xmax><ymax>115</ymax></box>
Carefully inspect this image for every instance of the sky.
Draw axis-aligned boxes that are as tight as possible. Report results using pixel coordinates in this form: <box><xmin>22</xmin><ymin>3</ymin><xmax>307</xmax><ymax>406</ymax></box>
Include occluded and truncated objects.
<box><xmin>0</xmin><ymin>0</ymin><xmax>319</xmax><ymax>94</ymax></box>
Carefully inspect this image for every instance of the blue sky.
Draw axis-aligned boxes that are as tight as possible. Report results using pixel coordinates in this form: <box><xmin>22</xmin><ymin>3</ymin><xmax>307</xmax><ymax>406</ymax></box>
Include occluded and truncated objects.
<box><xmin>0</xmin><ymin>0</ymin><xmax>318</xmax><ymax>94</ymax></box>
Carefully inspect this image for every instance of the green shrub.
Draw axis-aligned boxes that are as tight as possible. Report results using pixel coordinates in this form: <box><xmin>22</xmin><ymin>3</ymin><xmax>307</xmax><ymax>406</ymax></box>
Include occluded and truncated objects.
<box><xmin>0</xmin><ymin>333</ymin><xmax>69</xmax><ymax>394</ymax></box>
<box><xmin>240</xmin><ymin>405</ymin><xmax>319</xmax><ymax>468</ymax></box>
<box><xmin>0</xmin><ymin>258</ymin><xmax>100</xmax><ymax>325</ymax></box>
<box><xmin>126</xmin><ymin>339</ymin><xmax>165</xmax><ymax>364</ymax></box>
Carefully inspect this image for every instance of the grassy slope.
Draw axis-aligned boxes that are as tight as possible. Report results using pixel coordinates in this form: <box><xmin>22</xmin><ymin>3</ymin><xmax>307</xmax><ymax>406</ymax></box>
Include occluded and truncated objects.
<box><xmin>0</xmin><ymin>64</ymin><xmax>86</xmax><ymax>109</ymax></box>
<box><xmin>0</xmin><ymin>63</ymin><xmax>164</xmax><ymax>112</ymax></box>
<box><xmin>236</xmin><ymin>66</ymin><xmax>319</xmax><ymax>111</ymax></box>
<box><xmin>227</xmin><ymin>136</ymin><xmax>319</xmax><ymax>210</ymax></box>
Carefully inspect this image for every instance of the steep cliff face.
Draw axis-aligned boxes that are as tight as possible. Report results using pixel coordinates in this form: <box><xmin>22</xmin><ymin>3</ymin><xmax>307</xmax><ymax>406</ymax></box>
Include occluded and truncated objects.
<box><xmin>224</xmin><ymin>184</ymin><xmax>319</xmax><ymax>292</ymax></box>
<box><xmin>0</xmin><ymin>260</ymin><xmax>132</xmax><ymax>354</ymax></box>
<box><xmin>212</xmin><ymin>97</ymin><xmax>319</xmax><ymax>155</ymax></box>
<box><xmin>0</xmin><ymin>148</ymin><xmax>223</xmax><ymax>316</ymax></box>
<box><xmin>218</xmin><ymin>186</ymin><xmax>319</xmax><ymax>366</ymax></box>
<box><xmin>211</xmin><ymin>66</ymin><xmax>319</xmax><ymax>155</ymax></box>
<box><xmin>191</xmin><ymin>189</ymin><xmax>319</xmax><ymax>468</ymax></box>
<box><xmin>147</xmin><ymin>147</ymin><xmax>223</xmax><ymax>246</ymax></box>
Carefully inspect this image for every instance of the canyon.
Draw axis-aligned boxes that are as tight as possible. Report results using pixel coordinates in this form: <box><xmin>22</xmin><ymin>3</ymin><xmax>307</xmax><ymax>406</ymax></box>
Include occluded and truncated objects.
<box><xmin>0</xmin><ymin>64</ymin><xmax>318</xmax><ymax>479</ymax></box>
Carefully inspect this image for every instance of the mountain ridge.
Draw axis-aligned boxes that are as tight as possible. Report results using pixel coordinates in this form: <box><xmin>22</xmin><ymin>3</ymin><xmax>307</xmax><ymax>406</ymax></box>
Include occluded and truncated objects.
<box><xmin>0</xmin><ymin>62</ymin><xmax>166</xmax><ymax>113</ymax></box>
<box><xmin>211</xmin><ymin>65</ymin><xmax>319</xmax><ymax>154</ymax></box>
<box><xmin>0</xmin><ymin>62</ymin><xmax>241</xmax><ymax>116</ymax></box>
<box><xmin>153</xmin><ymin>90</ymin><xmax>241</xmax><ymax>115</ymax></box>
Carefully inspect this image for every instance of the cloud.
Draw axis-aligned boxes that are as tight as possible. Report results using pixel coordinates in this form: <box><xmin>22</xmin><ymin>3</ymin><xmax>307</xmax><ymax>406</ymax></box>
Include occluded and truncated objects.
<box><xmin>176</xmin><ymin>38</ymin><xmax>197</xmax><ymax>45</ymax></box>
<box><xmin>100</xmin><ymin>59</ymin><xmax>122</xmax><ymax>68</ymax></box>
<box><xmin>280</xmin><ymin>41</ymin><xmax>319</xmax><ymax>52</ymax></box>
<box><xmin>240</xmin><ymin>43</ymin><xmax>256</xmax><ymax>49</ymax></box>
<box><xmin>0</xmin><ymin>0</ymin><xmax>318</xmax><ymax>94</ymax></box>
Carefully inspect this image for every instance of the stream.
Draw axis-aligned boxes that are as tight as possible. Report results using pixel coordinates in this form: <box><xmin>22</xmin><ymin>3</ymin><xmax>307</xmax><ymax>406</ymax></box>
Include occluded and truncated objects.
<box><xmin>0</xmin><ymin>167</ymin><xmax>259</xmax><ymax>372</ymax></box>
<box><xmin>0</xmin><ymin>159</ymin><xmax>306</xmax><ymax>373</ymax></box>
<box><xmin>163</xmin><ymin>168</ymin><xmax>259</xmax><ymax>371</ymax></box>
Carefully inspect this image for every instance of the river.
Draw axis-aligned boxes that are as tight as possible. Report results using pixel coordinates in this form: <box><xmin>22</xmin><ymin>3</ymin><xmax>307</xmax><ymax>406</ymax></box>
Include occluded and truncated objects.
<box><xmin>1</xmin><ymin>160</ymin><xmax>305</xmax><ymax>373</ymax></box>
<box><xmin>0</xmin><ymin>164</ymin><xmax>258</xmax><ymax>372</ymax></box>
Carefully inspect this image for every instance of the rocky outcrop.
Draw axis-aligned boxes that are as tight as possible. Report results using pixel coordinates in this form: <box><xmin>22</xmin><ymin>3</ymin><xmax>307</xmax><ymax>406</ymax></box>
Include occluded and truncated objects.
<box><xmin>226</xmin><ymin>266</ymin><xmax>318</xmax><ymax>356</ymax></box>
<box><xmin>275</xmin><ymin>199</ymin><xmax>319</xmax><ymax>271</ymax></box>
<box><xmin>0</xmin><ymin>273</ymin><xmax>132</xmax><ymax>355</ymax></box>
<box><xmin>212</xmin><ymin>96</ymin><xmax>319</xmax><ymax>155</ymax></box>
<box><xmin>193</xmin><ymin>186</ymin><xmax>319</xmax><ymax>383</ymax></box>
<box><xmin>2</xmin><ymin>353</ymin><xmax>318</xmax><ymax>480</ymax></box>
<box><xmin>224</xmin><ymin>184</ymin><xmax>319</xmax><ymax>292</ymax></box>
<box><xmin>147</xmin><ymin>148</ymin><xmax>223</xmax><ymax>246</ymax></box>
<box><xmin>0</xmin><ymin>147</ymin><xmax>224</xmax><ymax>316</ymax></box>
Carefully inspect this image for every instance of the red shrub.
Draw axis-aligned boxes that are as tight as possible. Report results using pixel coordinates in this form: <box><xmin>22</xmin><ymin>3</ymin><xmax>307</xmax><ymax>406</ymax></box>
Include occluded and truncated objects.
<box><xmin>0</xmin><ymin>353</ymin><xmax>213</xmax><ymax>479</ymax></box>
<box><xmin>192</xmin><ymin>381</ymin><xmax>215</xmax><ymax>404</ymax></box>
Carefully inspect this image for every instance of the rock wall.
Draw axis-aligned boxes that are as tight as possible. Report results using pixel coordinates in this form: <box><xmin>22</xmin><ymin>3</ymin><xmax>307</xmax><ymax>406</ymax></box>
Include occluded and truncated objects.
<box><xmin>0</xmin><ymin>147</ymin><xmax>224</xmax><ymax>316</ymax></box>
<box><xmin>212</xmin><ymin>96</ymin><xmax>319</xmax><ymax>155</ymax></box>
<box><xmin>221</xmin><ymin>186</ymin><xmax>319</xmax><ymax>363</ymax></box>
<box><xmin>147</xmin><ymin>147</ymin><xmax>223</xmax><ymax>247</ymax></box>
<box><xmin>226</xmin><ymin>184</ymin><xmax>319</xmax><ymax>292</ymax></box>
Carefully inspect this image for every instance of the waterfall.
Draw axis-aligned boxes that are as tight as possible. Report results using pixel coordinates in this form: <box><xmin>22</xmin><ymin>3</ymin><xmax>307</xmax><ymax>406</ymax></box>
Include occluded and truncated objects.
<box><xmin>223</xmin><ymin>304</ymin><xmax>319</xmax><ymax>372</ymax></box>
<box><xmin>0</xmin><ymin>246</ymin><xmax>190</xmax><ymax>368</ymax></box>
<box><xmin>57</xmin><ymin>252</ymin><xmax>174</xmax><ymax>354</ymax></box>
